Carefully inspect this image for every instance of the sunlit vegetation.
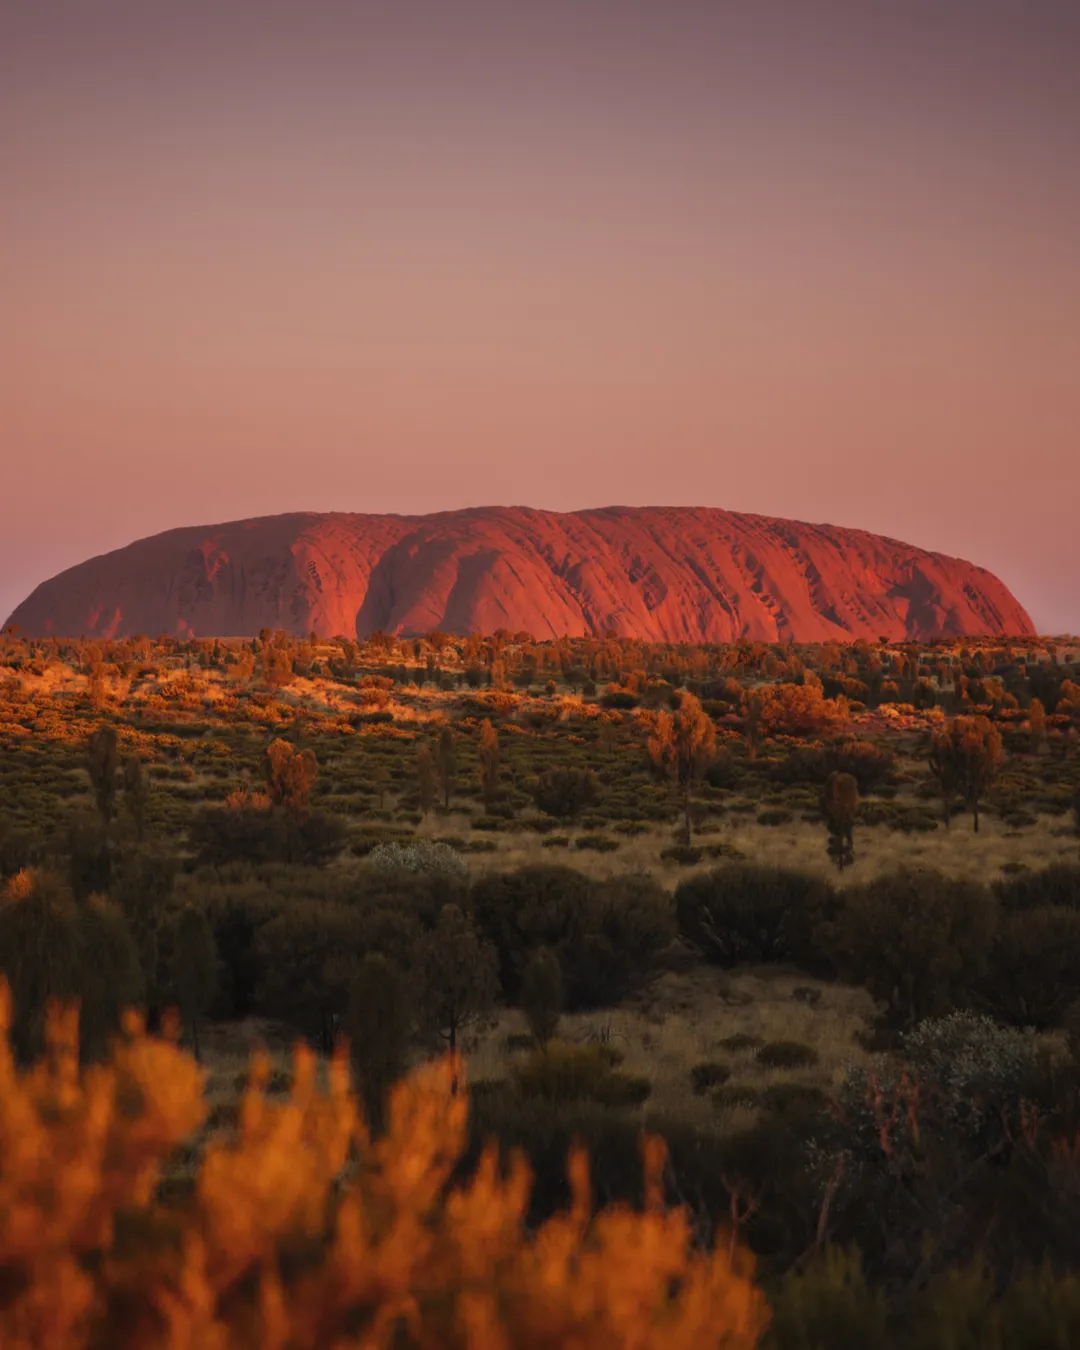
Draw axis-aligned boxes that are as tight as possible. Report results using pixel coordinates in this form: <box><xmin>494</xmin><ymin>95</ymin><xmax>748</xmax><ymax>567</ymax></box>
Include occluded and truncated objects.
<box><xmin>2</xmin><ymin>623</ymin><xmax>1080</xmax><ymax>1344</ymax></box>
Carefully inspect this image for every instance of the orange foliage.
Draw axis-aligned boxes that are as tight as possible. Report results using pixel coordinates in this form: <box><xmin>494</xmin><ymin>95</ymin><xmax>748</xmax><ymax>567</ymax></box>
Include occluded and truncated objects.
<box><xmin>0</xmin><ymin>983</ymin><xmax>768</xmax><ymax>1349</ymax></box>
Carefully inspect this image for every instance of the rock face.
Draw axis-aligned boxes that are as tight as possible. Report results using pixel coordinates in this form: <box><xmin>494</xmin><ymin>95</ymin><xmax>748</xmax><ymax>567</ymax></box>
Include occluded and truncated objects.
<box><xmin>6</xmin><ymin>506</ymin><xmax>1034</xmax><ymax>642</ymax></box>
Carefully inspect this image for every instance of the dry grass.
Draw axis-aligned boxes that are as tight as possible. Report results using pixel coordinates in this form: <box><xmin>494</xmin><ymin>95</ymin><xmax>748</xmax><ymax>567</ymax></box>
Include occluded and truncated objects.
<box><xmin>461</xmin><ymin>965</ymin><xmax>879</xmax><ymax>1135</ymax></box>
<box><xmin>414</xmin><ymin>808</ymin><xmax>1079</xmax><ymax>889</ymax></box>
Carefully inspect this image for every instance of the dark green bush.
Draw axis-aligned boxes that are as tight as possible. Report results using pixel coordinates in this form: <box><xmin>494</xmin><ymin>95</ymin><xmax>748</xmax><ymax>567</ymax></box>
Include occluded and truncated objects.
<box><xmin>676</xmin><ymin>864</ymin><xmax>835</xmax><ymax>971</ymax></box>
<box><xmin>756</xmin><ymin>1040</ymin><xmax>820</xmax><ymax>1070</ymax></box>
<box><xmin>993</xmin><ymin>862</ymin><xmax>1080</xmax><ymax>912</ymax></box>
<box><xmin>835</xmin><ymin>869</ymin><xmax>997</xmax><ymax>1027</ymax></box>
<box><xmin>690</xmin><ymin>1060</ymin><xmax>732</xmax><ymax>1094</ymax></box>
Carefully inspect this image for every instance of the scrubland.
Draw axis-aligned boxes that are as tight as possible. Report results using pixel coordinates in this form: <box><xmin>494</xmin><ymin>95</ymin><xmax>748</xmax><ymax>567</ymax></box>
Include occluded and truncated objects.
<box><xmin>2</xmin><ymin>625</ymin><xmax>1080</xmax><ymax>1346</ymax></box>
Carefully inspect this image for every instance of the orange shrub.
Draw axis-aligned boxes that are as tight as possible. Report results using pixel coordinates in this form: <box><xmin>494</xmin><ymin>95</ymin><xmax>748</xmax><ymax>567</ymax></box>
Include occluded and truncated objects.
<box><xmin>0</xmin><ymin>983</ymin><xmax>768</xmax><ymax>1349</ymax></box>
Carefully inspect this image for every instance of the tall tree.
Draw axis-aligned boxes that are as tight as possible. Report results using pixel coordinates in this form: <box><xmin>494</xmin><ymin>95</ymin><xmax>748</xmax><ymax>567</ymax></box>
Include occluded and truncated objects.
<box><xmin>929</xmin><ymin>715</ymin><xmax>1004</xmax><ymax>834</ymax></box>
<box><xmin>647</xmin><ymin>692</ymin><xmax>717</xmax><ymax>846</ymax></box>
<box><xmin>346</xmin><ymin>952</ymin><xmax>414</xmax><ymax>1134</ymax></box>
<box><xmin>477</xmin><ymin>719</ymin><xmax>500</xmax><ymax>806</ymax></box>
<box><xmin>87</xmin><ymin>726</ymin><xmax>120</xmax><ymax>825</ymax></box>
<box><xmin>167</xmin><ymin>904</ymin><xmax>219</xmax><ymax>1062</ymax></box>
<box><xmin>416</xmin><ymin>904</ymin><xmax>499</xmax><ymax>1091</ymax></box>
<box><xmin>821</xmin><ymin>771</ymin><xmax>859</xmax><ymax>873</ymax></box>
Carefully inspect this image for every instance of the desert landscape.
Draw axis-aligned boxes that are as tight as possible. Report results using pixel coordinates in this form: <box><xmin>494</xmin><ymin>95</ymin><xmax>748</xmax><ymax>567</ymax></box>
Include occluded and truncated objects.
<box><xmin>5</xmin><ymin>0</ymin><xmax>1079</xmax><ymax>1342</ymax></box>
<box><xmin>3</xmin><ymin>613</ymin><xmax>1080</xmax><ymax>1345</ymax></box>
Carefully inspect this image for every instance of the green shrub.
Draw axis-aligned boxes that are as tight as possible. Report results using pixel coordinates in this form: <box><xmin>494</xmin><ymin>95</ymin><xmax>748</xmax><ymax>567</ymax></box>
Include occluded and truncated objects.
<box><xmin>659</xmin><ymin>845</ymin><xmax>703</xmax><ymax>865</ymax></box>
<box><xmin>573</xmin><ymin>834</ymin><xmax>620</xmax><ymax>852</ymax></box>
<box><xmin>756</xmin><ymin>1040</ymin><xmax>820</xmax><ymax>1070</ymax></box>
<box><xmin>757</xmin><ymin>808</ymin><xmax>794</xmax><ymax>826</ymax></box>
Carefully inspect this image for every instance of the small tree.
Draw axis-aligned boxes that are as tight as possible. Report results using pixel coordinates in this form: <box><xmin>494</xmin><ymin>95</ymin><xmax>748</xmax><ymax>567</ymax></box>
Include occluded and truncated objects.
<box><xmin>436</xmin><ymin>726</ymin><xmax>457</xmax><ymax>810</ymax></box>
<box><xmin>264</xmin><ymin>739</ymin><xmax>319</xmax><ymax>821</ymax></box>
<box><xmin>167</xmin><ymin>904</ymin><xmax>219</xmax><ymax>1062</ymax></box>
<box><xmin>821</xmin><ymin>771</ymin><xmax>858</xmax><ymax>873</ymax></box>
<box><xmin>647</xmin><ymin>692</ymin><xmax>716</xmax><ymax>846</ymax></box>
<box><xmin>87</xmin><ymin>726</ymin><xmax>120</xmax><ymax>825</ymax></box>
<box><xmin>519</xmin><ymin>946</ymin><xmax>563</xmax><ymax>1049</ymax></box>
<box><xmin>416</xmin><ymin>904</ymin><xmax>499</xmax><ymax>1089</ymax></box>
<box><xmin>477</xmin><ymin>718</ymin><xmax>500</xmax><ymax>806</ymax></box>
<box><xmin>416</xmin><ymin>744</ymin><xmax>436</xmax><ymax>818</ymax></box>
<box><xmin>929</xmin><ymin>715</ymin><xmax>1004</xmax><ymax>834</ymax></box>
<box><xmin>346</xmin><ymin>952</ymin><xmax>413</xmax><ymax>1134</ymax></box>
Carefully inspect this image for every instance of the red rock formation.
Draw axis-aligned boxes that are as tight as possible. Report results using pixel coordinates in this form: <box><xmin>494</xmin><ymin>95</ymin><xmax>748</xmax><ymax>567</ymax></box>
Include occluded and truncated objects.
<box><xmin>5</xmin><ymin>506</ymin><xmax>1035</xmax><ymax>641</ymax></box>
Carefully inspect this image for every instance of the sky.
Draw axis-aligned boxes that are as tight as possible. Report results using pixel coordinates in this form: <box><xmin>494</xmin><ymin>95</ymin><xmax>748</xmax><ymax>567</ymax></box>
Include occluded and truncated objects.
<box><xmin>3</xmin><ymin>0</ymin><xmax>1079</xmax><ymax>634</ymax></box>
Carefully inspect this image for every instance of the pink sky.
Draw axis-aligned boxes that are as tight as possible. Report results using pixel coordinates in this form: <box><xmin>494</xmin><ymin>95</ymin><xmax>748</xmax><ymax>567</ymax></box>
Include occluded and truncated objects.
<box><xmin>3</xmin><ymin>1</ymin><xmax>1078</xmax><ymax>633</ymax></box>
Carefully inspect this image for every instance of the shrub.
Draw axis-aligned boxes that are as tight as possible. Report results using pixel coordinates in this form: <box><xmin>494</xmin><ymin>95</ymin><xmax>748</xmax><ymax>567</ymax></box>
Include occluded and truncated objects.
<box><xmin>835</xmin><ymin>869</ymin><xmax>997</xmax><ymax>1027</ymax></box>
<box><xmin>756</xmin><ymin>1041</ymin><xmax>820</xmax><ymax>1070</ymax></box>
<box><xmin>757</xmin><ymin>808</ymin><xmax>793</xmax><ymax>827</ymax></box>
<box><xmin>993</xmin><ymin>862</ymin><xmax>1080</xmax><ymax>912</ymax></box>
<box><xmin>511</xmin><ymin>1040</ymin><xmax>652</xmax><ymax>1107</ymax></box>
<box><xmin>660</xmin><ymin>845</ymin><xmax>704</xmax><ymax>866</ymax></box>
<box><xmin>759</xmin><ymin>1082</ymin><xmax>828</xmax><ymax>1116</ymax></box>
<box><xmin>718</xmin><ymin>1033</ymin><xmax>763</xmax><ymax>1054</ymax></box>
<box><xmin>573</xmin><ymin>834</ymin><xmax>620</xmax><ymax>852</ymax></box>
<box><xmin>713</xmin><ymin>1082</ymin><xmax>760</xmax><ymax>1109</ymax></box>
<box><xmin>901</xmin><ymin>1011</ymin><xmax>1042</xmax><ymax>1143</ymax></box>
<box><xmin>0</xmin><ymin>991</ymin><xmax>768</xmax><ymax>1348</ymax></box>
<box><xmin>366</xmin><ymin>837</ymin><xmax>468</xmax><ymax>881</ymax></box>
<box><xmin>690</xmin><ymin>1060</ymin><xmax>732</xmax><ymax>1094</ymax></box>
<box><xmin>765</xmin><ymin>1246</ymin><xmax>888</xmax><ymax>1350</ymax></box>
<box><xmin>471</xmin><ymin>866</ymin><xmax>674</xmax><ymax>1010</ymax></box>
<box><xmin>675</xmin><ymin>865</ymin><xmax>834</xmax><ymax>971</ymax></box>
<box><xmin>532</xmin><ymin>766</ymin><xmax>599</xmax><ymax>820</ymax></box>
<box><xmin>982</xmin><ymin>905</ymin><xmax>1080</xmax><ymax>1028</ymax></box>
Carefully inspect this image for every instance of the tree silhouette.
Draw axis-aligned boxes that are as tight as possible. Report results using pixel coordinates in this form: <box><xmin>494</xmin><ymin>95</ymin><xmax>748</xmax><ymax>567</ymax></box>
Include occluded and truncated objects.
<box><xmin>167</xmin><ymin>904</ymin><xmax>219</xmax><ymax>1062</ymax></box>
<box><xmin>122</xmin><ymin>756</ymin><xmax>149</xmax><ymax>840</ymax></box>
<box><xmin>519</xmin><ymin>946</ymin><xmax>563</xmax><ymax>1050</ymax></box>
<box><xmin>87</xmin><ymin>726</ymin><xmax>120</xmax><ymax>825</ymax></box>
<box><xmin>821</xmin><ymin>770</ymin><xmax>858</xmax><ymax>873</ymax></box>
<box><xmin>929</xmin><ymin>716</ymin><xmax>1004</xmax><ymax>834</ymax></box>
<box><xmin>416</xmin><ymin>744</ymin><xmax>436</xmax><ymax>819</ymax></box>
<box><xmin>346</xmin><ymin>952</ymin><xmax>413</xmax><ymax>1133</ymax></box>
<box><xmin>647</xmin><ymin>692</ymin><xmax>717</xmax><ymax>845</ymax></box>
<box><xmin>416</xmin><ymin>904</ymin><xmax>499</xmax><ymax>1090</ymax></box>
<box><xmin>477</xmin><ymin>718</ymin><xmax>500</xmax><ymax>806</ymax></box>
